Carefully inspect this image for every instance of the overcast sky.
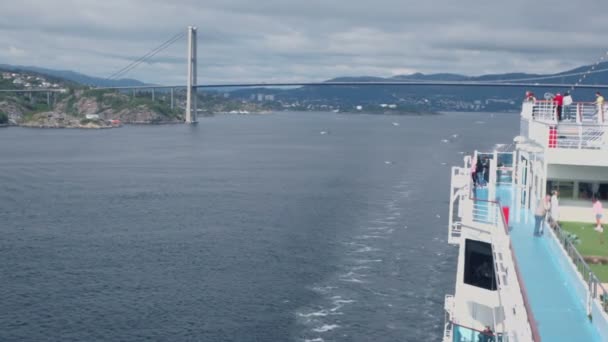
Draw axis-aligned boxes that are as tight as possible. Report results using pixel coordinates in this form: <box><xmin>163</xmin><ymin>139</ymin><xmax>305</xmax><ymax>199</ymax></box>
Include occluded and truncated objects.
<box><xmin>1</xmin><ymin>0</ymin><xmax>607</xmax><ymax>85</ymax></box>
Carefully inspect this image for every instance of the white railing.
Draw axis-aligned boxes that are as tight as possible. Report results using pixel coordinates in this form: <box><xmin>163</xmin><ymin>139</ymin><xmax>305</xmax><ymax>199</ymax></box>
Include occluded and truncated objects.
<box><xmin>528</xmin><ymin>100</ymin><xmax>606</xmax><ymax>124</ymax></box>
<box><xmin>532</xmin><ymin>100</ymin><xmax>557</xmax><ymax>122</ymax></box>
<box><xmin>527</xmin><ymin>117</ymin><xmax>608</xmax><ymax>150</ymax></box>
<box><xmin>472</xmin><ymin>199</ymin><xmax>499</xmax><ymax>225</ymax></box>
<box><xmin>555</xmin><ymin>124</ymin><xmax>607</xmax><ymax>149</ymax></box>
<box><xmin>448</xmin><ymin>166</ymin><xmax>471</xmax><ymax>244</ymax></box>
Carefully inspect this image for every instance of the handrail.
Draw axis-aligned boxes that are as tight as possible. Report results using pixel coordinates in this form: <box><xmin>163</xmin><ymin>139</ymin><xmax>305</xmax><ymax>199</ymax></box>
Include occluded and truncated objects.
<box><xmin>452</xmin><ymin>322</ymin><xmax>503</xmax><ymax>337</ymax></box>
<box><xmin>532</xmin><ymin>120</ymin><xmax>608</xmax><ymax>128</ymax></box>
<box><xmin>466</xmin><ymin>193</ymin><xmax>541</xmax><ymax>341</ymax></box>
<box><xmin>467</xmin><ymin>160</ymin><xmax>541</xmax><ymax>341</ymax></box>
<box><xmin>552</xmin><ymin>222</ymin><xmax>608</xmax><ymax>313</ymax></box>
<box><xmin>494</xmin><ymin>197</ymin><xmax>542</xmax><ymax>342</ymax></box>
<box><xmin>533</xmin><ymin>100</ymin><xmax>595</xmax><ymax>105</ymax></box>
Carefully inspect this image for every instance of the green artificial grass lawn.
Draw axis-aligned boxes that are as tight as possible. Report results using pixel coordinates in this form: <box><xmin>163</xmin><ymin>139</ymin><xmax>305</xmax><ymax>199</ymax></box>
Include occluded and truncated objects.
<box><xmin>560</xmin><ymin>221</ymin><xmax>608</xmax><ymax>256</ymax></box>
<box><xmin>560</xmin><ymin>221</ymin><xmax>608</xmax><ymax>282</ymax></box>
<box><xmin>589</xmin><ymin>264</ymin><xmax>608</xmax><ymax>283</ymax></box>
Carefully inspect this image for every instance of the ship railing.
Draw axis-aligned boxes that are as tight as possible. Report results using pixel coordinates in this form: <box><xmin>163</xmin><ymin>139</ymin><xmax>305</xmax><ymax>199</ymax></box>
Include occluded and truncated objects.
<box><xmin>443</xmin><ymin>294</ymin><xmax>455</xmax><ymax>340</ymax></box>
<box><xmin>552</xmin><ymin>222</ymin><xmax>608</xmax><ymax>314</ymax></box>
<box><xmin>527</xmin><ymin>120</ymin><xmax>608</xmax><ymax>150</ymax></box>
<box><xmin>448</xmin><ymin>165</ymin><xmax>472</xmax><ymax>244</ymax></box>
<box><xmin>451</xmin><ymin>153</ymin><xmax>540</xmax><ymax>341</ymax></box>
<box><xmin>467</xmin><ymin>197</ymin><xmax>541</xmax><ymax>342</ymax></box>
<box><xmin>525</xmin><ymin>100</ymin><xmax>606</xmax><ymax>125</ymax></box>
<box><xmin>554</xmin><ymin>124</ymin><xmax>606</xmax><ymax>149</ymax></box>
<box><xmin>451</xmin><ymin>322</ymin><xmax>506</xmax><ymax>342</ymax></box>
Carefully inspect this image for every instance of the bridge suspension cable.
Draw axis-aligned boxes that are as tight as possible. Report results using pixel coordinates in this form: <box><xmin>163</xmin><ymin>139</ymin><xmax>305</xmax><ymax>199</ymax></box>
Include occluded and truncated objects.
<box><xmin>106</xmin><ymin>30</ymin><xmax>186</xmax><ymax>80</ymax></box>
<box><xmin>569</xmin><ymin>52</ymin><xmax>608</xmax><ymax>92</ymax></box>
<box><xmin>477</xmin><ymin>67</ymin><xmax>608</xmax><ymax>84</ymax></box>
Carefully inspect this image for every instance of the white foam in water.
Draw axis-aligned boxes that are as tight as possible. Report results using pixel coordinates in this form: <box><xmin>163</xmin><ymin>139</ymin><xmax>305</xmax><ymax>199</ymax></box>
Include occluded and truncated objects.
<box><xmin>355</xmin><ymin>259</ymin><xmax>382</xmax><ymax>263</ymax></box>
<box><xmin>298</xmin><ymin>310</ymin><xmax>329</xmax><ymax>318</ymax></box>
<box><xmin>323</xmin><ymin>296</ymin><xmax>356</xmax><ymax>313</ymax></box>
<box><xmin>305</xmin><ymin>339</ymin><xmax>325</xmax><ymax>342</ymax></box>
<box><xmin>366</xmin><ymin>227</ymin><xmax>389</xmax><ymax>233</ymax></box>
<box><xmin>311</xmin><ymin>286</ymin><xmax>337</xmax><ymax>294</ymax></box>
<box><xmin>339</xmin><ymin>277</ymin><xmax>365</xmax><ymax>283</ymax></box>
<box><xmin>355</xmin><ymin>234</ymin><xmax>387</xmax><ymax>240</ymax></box>
<box><xmin>313</xmin><ymin>324</ymin><xmax>340</xmax><ymax>333</ymax></box>
<box><xmin>332</xmin><ymin>297</ymin><xmax>356</xmax><ymax>304</ymax></box>
<box><xmin>355</xmin><ymin>246</ymin><xmax>378</xmax><ymax>253</ymax></box>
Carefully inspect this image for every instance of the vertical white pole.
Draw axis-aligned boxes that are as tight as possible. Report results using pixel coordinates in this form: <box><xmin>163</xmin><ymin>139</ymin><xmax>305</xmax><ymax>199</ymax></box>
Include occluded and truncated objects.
<box><xmin>489</xmin><ymin>150</ymin><xmax>497</xmax><ymax>201</ymax></box>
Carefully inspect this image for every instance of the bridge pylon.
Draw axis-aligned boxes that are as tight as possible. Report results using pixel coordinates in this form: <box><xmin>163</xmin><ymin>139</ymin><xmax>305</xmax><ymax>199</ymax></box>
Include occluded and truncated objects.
<box><xmin>185</xmin><ymin>26</ymin><xmax>197</xmax><ymax>124</ymax></box>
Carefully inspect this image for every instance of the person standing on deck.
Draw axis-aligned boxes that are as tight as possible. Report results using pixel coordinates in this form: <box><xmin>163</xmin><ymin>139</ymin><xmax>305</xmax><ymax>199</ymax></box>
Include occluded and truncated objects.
<box><xmin>534</xmin><ymin>198</ymin><xmax>547</xmax><ymax>236</ymax></box>
<box><xmin>525</xmin><ymin>91</ymin><xmax>536</xmax><ymax>102</ymax></box>
<box><xmin>563</xmin><ymin>92</ymin><xmax>573</xmax><ymax>121</ymax></box>
<box><xmin>544</xmin><ymin>194</ymin><xmax>552</xmax><ymax>232</ymax></box>
<box><xmin>593</xmin><ymin>197</ymin><xmax>604</xmax><ymax>233</ymax></box>
<box><xmin>482</xmin><ymin>158</ymin><xmax>490</xmax><ymax>186</ymax></box>
<box><xmin>476</xmin><ymin>157</ymin><xmax>483</xmax><ymax>186</ymax></box>
<box><xmin>554</xmin><ymin>92</ymin><xmax>564</xmax><ymax>122</ymax></box>
<box><xmin>550</xmin><ymin>190</ymin><xmax>560</xmax><ymax>226</ymax></box>
<box><xmin>471</xmin><ymin>158</ymin><xmax>478</xmax><ymax>187</ymax></box>
<box><xmin>595</xmin><ymin>92</ymin><xmax>605</xmax><ymax>122</ymax></box>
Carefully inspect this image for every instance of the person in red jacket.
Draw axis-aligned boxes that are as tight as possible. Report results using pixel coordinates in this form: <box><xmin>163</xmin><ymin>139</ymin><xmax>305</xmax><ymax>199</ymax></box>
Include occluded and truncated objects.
<box><xmin>554</xmin><ymin>92</ymin><xmax>564</xmax><ymax>122</ymax></box>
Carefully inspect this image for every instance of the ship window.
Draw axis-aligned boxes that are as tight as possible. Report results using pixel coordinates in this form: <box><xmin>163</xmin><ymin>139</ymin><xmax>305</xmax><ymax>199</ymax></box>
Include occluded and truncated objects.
<box><xmin>579</xmin><ymin>182</ymin><xmax>608</xmax><ymax>200</ymax></box>
<box><xmin>547</xmin><ymin>180</ymin><xmax>574</xmax><ymax>199</ymax></box>
<box><xmin>464</xmin><ymin>239</ymin><xmax>497</xmax><ymax>291</ymax></box>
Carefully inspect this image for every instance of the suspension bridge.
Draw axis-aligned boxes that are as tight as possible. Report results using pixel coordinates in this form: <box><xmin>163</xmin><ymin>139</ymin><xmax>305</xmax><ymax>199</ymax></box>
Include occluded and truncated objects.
<box><xmin>3</xmin><ymin>26</ymin><xmax>608</xmax><ymax>124</ymax></box>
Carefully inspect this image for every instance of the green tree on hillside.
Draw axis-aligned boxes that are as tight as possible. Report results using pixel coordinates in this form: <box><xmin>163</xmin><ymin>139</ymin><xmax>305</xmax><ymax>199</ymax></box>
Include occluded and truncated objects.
<box><xmin>0</xmin><ymin>111</ymin><xmax>8</xmax><ymax>124</ymax></box>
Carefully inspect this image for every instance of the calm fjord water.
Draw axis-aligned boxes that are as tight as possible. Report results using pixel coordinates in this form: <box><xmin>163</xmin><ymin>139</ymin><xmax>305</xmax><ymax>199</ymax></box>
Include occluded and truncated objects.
<box><xmin>0</xmin><ymin>112</ymin><xmax>518</xmax><ymax>341</ymax></box>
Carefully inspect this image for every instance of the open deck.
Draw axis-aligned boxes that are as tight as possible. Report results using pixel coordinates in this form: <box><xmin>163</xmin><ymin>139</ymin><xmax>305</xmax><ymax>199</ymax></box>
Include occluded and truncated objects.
<box><xmin>476</xmin><ymin>185</ymin><xmax>603</xmax><ymax>341</ymax></box>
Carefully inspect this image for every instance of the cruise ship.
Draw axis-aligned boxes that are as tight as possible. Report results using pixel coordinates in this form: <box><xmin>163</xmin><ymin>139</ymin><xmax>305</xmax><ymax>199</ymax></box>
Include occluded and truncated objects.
<box><xmin>444</xmin><ymin>99</ymin><xmax>608</xmax><ymax>341</ymax></box>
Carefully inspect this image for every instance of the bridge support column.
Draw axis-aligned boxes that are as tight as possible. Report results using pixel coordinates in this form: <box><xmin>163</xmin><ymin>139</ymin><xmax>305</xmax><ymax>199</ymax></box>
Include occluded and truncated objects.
<box><xmin>151</xmin><ymin>88</ymin><xmax>155</xmax><ymax>101</ymax></box>
<box><xmin>47</xmin><ymin>92</ymin><xmax>51</xmax><ymax>108</ymax></box>
<box><xmin>170</xmin><ymin>88</ymin><xmax>174</xmax><ymax>109</ymax></box>
<box><xmin>185</xmin><ymin>26</ymin><xmax>197</xmax><ymax>124</ymax></box>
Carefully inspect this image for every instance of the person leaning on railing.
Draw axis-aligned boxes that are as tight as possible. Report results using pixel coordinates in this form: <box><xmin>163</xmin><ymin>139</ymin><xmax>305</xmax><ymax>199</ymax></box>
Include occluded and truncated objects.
<box><xmin>478</xmin><ymin>326</ymin><xmax>495</xmax><ymax>342</ymax></box>
<box><xmin>553</xmin><ymin>92</ymin><xmax>564</xmax><ymax>122</ymax></box>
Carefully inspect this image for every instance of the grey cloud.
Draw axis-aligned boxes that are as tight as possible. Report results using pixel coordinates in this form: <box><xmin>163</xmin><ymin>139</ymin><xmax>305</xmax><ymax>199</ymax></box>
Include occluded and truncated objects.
<box><xmin>0</xmin><ymin>0</ymin><xmax>607</xmax><ymax>84</ymax></box>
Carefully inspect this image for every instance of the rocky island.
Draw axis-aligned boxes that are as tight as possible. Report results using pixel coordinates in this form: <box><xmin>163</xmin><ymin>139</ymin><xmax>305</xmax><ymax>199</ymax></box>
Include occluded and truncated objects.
<box><xmin>0</xmin><ymin>69</ymin><xmax>268</xmax><ymax>128</ymax></box>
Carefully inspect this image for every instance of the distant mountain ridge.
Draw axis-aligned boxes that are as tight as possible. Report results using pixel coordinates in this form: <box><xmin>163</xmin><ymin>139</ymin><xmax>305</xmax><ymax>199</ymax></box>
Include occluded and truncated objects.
<box><xmin>230</xmin><ymin>62</ymin><xmax>608</xmax><ymax>112</ymax></box>
<box><xmin>3</xmin><ymin>61</ymin><xmax>608</xmax><ymax>112</ymax></box>
<box><xmin>328</xmin><ymin>61</ymin><xmax>608</xmax><ymax>84</ymax></box>
<box><xmin>3</xmin><ymin>61</ymin><xmax>607</xmax><ymax>88</ymax></box>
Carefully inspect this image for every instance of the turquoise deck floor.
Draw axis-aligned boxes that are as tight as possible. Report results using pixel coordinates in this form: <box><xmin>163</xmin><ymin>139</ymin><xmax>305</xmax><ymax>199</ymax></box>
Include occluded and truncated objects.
<box><xmin>475</xmin><ymin>186</ymin><xmax>602</xmax><ymax>341</ymax></box>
